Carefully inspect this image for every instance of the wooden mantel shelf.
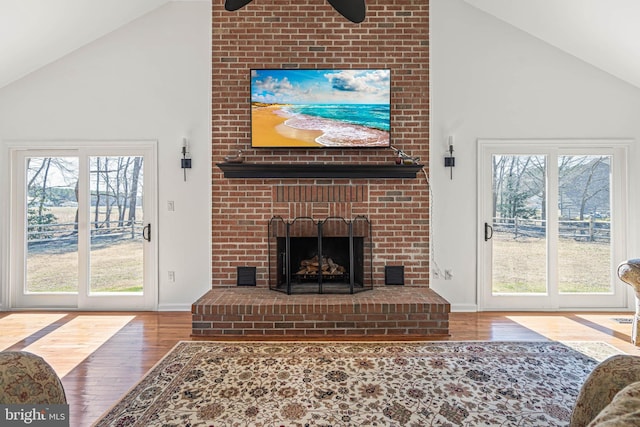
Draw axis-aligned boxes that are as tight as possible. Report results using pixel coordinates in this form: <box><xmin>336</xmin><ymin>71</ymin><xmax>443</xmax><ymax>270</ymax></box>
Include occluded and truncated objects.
<box><xmin>216</xmin><ymin>163</ymin><xmax>424</xmax><ymax>179</ymax></box>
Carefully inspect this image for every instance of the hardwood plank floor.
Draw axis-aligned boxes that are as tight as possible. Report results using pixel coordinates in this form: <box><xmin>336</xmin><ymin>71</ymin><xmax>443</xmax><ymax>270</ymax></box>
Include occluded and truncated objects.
<box><xmin>1</xmin><ymin>311</ymin><xmax>638</xmax><ymax>426</ymax></box>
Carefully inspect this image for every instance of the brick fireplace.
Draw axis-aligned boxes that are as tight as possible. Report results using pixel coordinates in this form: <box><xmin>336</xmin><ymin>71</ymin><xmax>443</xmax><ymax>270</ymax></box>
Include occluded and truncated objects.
<box><xmin>191</xmin><ymin>0</ymin><xmax>450</xmax><ymax>338</ymax></box>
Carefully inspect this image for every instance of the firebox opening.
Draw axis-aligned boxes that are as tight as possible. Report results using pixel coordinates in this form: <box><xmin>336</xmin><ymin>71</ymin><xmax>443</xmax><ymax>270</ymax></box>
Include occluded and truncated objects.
<box><xmin>268</xmin><ymin>216</ymin><xmax>373</xmax><ymax>295</ymax></box>
<box><xmin>275</xmin><ymin>237</ymin><xmax>365</xmax><ymax>293</ymax></box>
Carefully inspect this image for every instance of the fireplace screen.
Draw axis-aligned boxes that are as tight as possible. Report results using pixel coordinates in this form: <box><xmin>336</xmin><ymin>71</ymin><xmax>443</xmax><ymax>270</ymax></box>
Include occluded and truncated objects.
<box><xmin>268</xmin><ymin>216</ymin><xmax>373</xmax><ymax>294</ymax></box>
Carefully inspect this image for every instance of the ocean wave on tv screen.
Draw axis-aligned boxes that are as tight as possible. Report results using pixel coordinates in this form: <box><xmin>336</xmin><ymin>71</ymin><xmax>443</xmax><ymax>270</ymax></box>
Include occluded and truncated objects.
<box><xmin>283</xmin><ymin>111</ymin><xmax>389</xmax><ymax>147</ymax></box>
<box><xmin>285</xmin><ymin>104</ymin><xmax>390</xmax><ymax>132</ymax></box>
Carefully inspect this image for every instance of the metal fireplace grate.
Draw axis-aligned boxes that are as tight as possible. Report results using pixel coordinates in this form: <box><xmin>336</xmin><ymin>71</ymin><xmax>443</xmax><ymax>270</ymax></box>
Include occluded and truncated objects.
<box><xmin>268</xmin><ymin>216</ymin><xmax>373</xmax><ymax>295</ymax></box>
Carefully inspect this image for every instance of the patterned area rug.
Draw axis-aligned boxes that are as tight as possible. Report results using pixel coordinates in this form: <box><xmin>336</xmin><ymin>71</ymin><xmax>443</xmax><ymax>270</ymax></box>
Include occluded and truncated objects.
<box><xmin>94</xmin><ymin>341</ymin><xmax>619</xmax><ymax>427</ymax></box>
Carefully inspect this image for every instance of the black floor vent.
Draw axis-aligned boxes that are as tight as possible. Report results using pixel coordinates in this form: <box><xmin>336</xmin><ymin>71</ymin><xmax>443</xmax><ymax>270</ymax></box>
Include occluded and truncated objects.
<box><xmin>237</xmin><ymin>267</ymin><xmax>257</xmax><ymax>286</ymax></box>
<box><xmin>385</xmin><ymin>266</ymin><xmax>405</xmax><ymax>286</ymax></box>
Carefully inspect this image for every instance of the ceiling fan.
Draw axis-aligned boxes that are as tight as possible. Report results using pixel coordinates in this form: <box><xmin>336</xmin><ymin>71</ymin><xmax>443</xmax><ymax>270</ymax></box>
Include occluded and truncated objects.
<box><xmin>224</xmin><ymin>0</ymin><xmax>366</xmax><ymax>23</ymax></box>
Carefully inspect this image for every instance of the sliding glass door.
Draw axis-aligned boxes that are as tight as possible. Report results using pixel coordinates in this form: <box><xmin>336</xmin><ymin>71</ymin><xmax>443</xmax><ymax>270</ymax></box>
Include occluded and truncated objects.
<box><xmin>478</xmin><ymin>141</ymin><xmax>628</xmax><ymax>310</ymax></box>
<box><xmin>10</xmin><ymin>144</ymin><xmax>157</xmax><ymax>310</ymax></box>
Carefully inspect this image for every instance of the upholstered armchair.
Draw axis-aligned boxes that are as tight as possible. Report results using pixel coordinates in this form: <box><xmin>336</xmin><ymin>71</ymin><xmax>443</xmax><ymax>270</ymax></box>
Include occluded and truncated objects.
<box><xmin>617</xmin><ymin>258</ymin><xmax>640</xmax><ymax>345</ymax></box>
<box><xmin>0</xmin><ymin>351</ymin><xmax>67</xmax><ymax>404</ymax></box>
<box><xmin>570</xmin><ymin>354</ymin><xmax>640</xmax><ymax>427</ymax></box>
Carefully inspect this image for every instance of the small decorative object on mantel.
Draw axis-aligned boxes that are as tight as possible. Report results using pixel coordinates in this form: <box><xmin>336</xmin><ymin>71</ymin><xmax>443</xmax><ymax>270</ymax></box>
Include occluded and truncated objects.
<box><xmin>224</xmin><ymin>150</ymin><xmax>244</xmax><ymax>164</ymax></box>
<box><xmin>391</xmin><ymin>145</ymin><xmax>420</xmax><ymax>166</ymax></box>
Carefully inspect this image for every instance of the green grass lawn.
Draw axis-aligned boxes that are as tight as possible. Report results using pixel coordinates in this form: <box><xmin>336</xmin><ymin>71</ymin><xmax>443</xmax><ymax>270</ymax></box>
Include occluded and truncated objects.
<box><xmin>27</xmin><ymin>239</ymin><xmax>143</xmax><ymax>293</ymax></box>
<box><xmin>492</xmin><ymin>234</ymin><xmax>611</xmax><ymax>294</ymax></box>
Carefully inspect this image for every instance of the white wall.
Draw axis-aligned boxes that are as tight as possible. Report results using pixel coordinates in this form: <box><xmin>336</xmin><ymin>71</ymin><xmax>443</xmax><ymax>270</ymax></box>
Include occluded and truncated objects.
<box><xmin>0</xmin><ymin>1</ymin><xmax>212</xmax><ymax>310</ymax></box>
<box><xmin>2</xmin><ymin>0</ymin><xmax>638</xmax><ymax>313</ymax></box>
<box><xmin>430</xmin><ymin>0</ymin><xmax>640</xmax><ymax>311</ymax></box>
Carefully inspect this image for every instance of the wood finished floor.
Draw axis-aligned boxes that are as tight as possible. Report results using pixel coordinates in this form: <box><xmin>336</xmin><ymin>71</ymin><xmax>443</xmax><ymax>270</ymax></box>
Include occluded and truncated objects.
<box><xmin>1</xmin><ymin>311</ymin><xmax>639</xmax><ymax>426</ymax></box>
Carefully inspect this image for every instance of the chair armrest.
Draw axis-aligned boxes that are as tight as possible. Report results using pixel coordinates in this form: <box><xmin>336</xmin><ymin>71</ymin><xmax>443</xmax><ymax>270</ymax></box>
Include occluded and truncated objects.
<box><xmin>570</xmin><ymin>354</ymin><xmax>640</xmax><ymax>427</ymax></box>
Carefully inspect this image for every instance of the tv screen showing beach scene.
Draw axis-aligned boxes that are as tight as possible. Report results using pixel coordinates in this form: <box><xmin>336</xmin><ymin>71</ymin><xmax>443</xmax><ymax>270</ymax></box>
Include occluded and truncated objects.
<box><xmin>251</xmin><ymin>69</ymin><xmax>391</xmax><ymax>148</ymax></box>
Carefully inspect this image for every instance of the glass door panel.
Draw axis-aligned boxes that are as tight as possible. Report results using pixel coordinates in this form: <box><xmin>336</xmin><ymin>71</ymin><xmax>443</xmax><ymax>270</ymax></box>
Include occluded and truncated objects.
<box><xmin>558</xmin><ymin>155</ymin><xmax>612</xmax><ymax>294</ymax></box>
<box><xmin>491</xmin><ymin>155</ymin><xmax>547</xmax><ymax>295</ymax></box>
<box><xmin>89</xmin><ymin>156</ymin><xmax>144</xmax><ymax>294</ymax></box>
<box><xmin>26</xmin><ymin>157</ymin><xmax>79</xmax><ymax>294</ymax></box>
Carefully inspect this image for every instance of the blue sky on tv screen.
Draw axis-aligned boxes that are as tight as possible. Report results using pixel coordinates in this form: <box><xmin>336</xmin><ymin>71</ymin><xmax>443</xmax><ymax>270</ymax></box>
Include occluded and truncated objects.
<box><xmin>251</xmin><ymin>69</ymin><xmax>390</xmax><ymax>105</ymax></box>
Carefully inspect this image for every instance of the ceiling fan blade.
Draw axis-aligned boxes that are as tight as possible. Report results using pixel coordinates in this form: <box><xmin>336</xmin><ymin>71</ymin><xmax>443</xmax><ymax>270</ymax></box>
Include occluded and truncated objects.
<box><xmin>326</xmin><ymin>0</ymin><xmax>366</xmax><ymax>23</ymax></box>
<box><xmin>225</xmin><ymin>0</ymin><xmax>254</xmax><ymax>11</ymax></box>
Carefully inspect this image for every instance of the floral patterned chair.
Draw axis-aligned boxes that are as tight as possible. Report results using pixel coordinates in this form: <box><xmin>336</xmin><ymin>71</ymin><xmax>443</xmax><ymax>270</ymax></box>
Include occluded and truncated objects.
<box><xmin>0</xmin><ymin>351</ymin><xmax>67</xmax><ymax>404</ymax></box>
<box><xmin>617</xmin><ymin>258</ymin><xmax>640</xmax><ymax>345</ymax></box>
<box><xmin>570</xmin><ymin>354</ymin><xmax>640</xmax><ymax>426</ymax></box>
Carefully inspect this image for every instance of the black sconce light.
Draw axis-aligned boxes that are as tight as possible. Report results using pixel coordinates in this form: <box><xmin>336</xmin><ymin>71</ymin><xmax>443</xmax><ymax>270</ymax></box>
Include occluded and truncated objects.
<box><xmin>444</xmin><ymin>136</ymin><xmax>455</xmax><ymax>180</ymax></box>
<box><xmin>181</xmin><ymin>137</ymin><xmax>192</xmax><ymax>182</ymax></box>
<box><xmin>224</xmin><ymin>0</ymin><xmax>367</xmax><ymax>23</ymax></box>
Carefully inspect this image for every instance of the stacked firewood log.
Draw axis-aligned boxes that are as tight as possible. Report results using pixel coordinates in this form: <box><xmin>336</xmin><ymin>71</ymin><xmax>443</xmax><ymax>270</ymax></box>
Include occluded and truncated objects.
<box><xmin>295</xmin><ymin>255</ymin><xmax>346</xmax><ymax>276</ymax></box>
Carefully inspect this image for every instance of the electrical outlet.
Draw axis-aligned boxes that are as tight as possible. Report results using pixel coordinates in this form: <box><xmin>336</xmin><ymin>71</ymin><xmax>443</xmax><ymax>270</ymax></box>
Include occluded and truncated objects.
<box><xmin>167</xmin><ymin>201</ymin><xmax>175</xmax><ymax>211</ymax></box>
<box><xmin>168</xmin><ymin>271</ymin><xmax>175</xmax><ymax>282</ymax></box>
<box><xmin>433</xmin><ymin>270</ymin><xmax>440</xmax><ymax>279</ymax></box>
<box><xmin>444</xmin><ymin>270</ymin><xmax>453</xmax><ymax>280</ymax></box>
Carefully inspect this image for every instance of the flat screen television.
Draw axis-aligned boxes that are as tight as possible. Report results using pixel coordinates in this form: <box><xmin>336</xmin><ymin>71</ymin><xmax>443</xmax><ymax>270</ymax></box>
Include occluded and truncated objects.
<box><xmin>251</xmin><ymin>69</ymin><xmax>391</xmax><ymax>148</ymax></box>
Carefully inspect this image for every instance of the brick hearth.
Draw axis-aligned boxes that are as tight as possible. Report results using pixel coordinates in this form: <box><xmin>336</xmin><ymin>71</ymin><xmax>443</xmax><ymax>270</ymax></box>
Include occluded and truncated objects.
<box><xmin>192</xmin><ymin>287</ymin><xmax>450</xmax><ymax>339</ymax></box>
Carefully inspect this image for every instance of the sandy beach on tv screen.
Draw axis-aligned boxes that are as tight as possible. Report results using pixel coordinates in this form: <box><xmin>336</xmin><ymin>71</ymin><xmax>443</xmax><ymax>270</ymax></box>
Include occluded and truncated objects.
<box><xmin>251</xmin><ymin>105</ymin><xmax>323</xmax><ymax>147</ymax></box>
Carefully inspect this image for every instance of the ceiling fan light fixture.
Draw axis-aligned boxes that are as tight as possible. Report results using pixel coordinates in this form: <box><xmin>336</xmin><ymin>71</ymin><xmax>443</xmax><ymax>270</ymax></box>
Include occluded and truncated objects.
<box><xmin>327</xmin><ymin>0</ymin><xmax>366</xmax><ymax>23</ymax></box>
<box><xmin>224</xmin><ymin>0</ymin><xmax>254</xmax><ymax>12</ymax></box>
<box><xmin>224</xmin><ymin>0</ymin><xmax>367</xmax><ymax>24</ymax></box>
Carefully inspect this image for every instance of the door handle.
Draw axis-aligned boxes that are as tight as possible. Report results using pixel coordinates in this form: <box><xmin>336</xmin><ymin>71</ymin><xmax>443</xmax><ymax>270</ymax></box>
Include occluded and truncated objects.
<box><xmin>484</xmin><ymin>222</ymin><xmax>493</xmax><ymax>241</ymax></box>
<box><xmin>142</xmin><ymin>223</ymin><xmax>151</xmax><ymax>242</ymax></box>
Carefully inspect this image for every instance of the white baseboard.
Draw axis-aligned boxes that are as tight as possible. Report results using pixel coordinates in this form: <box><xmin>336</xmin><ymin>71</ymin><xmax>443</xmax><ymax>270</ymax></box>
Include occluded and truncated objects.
<box><xmin>157</xmin><ymin>303</ymin><xmax>192</xmax><ymax>312</ymax></box>
<box><xmin>450</xmin><ymin>303</ymin><xmax>478</xmax><ymax>312</ymax></box>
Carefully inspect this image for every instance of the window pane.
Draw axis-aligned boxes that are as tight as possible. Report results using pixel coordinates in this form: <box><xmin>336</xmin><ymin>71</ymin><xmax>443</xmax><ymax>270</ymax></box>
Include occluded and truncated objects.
<box><xmin>491</xmin><ymin>155</ymin><xmax>547</xmax><ymax>294</ymax></box>
<box><xmin>89</xmin><ymin>156</ymin><xmax>144</xmax><ymax>293</ymax></box>
<box><xmin>558</xmin><ymin>155</ymin><xmax>612</xmax><ymax>293</ymax></box>
<box><xmin>26</xmin><ymin>157</ymin><xmax>79</xmax><ymax>293</ymax></box>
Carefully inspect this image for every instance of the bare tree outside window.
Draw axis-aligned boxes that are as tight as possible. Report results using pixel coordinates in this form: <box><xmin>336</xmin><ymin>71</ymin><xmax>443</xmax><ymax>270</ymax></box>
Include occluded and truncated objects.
<box><xmin>491</xmin><ymin>154</ymin><xmax>611</xmax><ymax>295</ymax></box>
<box><xmin>26</xmin><ymin>156</ymin><xmax>144</xmax><ymax>293</ymax></box>
<box><xmin>26</xmin><ymin>157</ymin><xmax>80</xmax><ymax>292</ymax></box>
<box><xmin>558</xmin><ymin>155</ymin><xmax>611</xmax><ymax>293</ymax></box>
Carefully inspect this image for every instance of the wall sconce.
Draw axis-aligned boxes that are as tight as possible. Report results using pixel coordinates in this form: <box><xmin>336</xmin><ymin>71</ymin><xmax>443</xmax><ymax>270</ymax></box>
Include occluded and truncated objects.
<box><xmin>444</xmin><ymin>136</ymin><xmax>455</xmax><ymax>180</ymax></box>
<box><xmin>181</xmin><ymin>137</ymin><xmax>192</xmax><ymax>182</ymax></box>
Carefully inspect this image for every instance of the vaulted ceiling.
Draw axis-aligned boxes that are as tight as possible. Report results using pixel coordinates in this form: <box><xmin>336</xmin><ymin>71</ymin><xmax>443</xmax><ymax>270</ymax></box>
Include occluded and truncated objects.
<box><xmin>0</xmin><ymin>0</ymin><xmax>174</xmax><ymax>89</ymax></box>
<box><xmin>1</xmin><ymin>0</ymin><xmax>639</xmax><ymax>90</ymax></box>
<box><xmin>464</xmin><ymin>0</ymin><xmax>640</xmax><ymax>89</ymax></box>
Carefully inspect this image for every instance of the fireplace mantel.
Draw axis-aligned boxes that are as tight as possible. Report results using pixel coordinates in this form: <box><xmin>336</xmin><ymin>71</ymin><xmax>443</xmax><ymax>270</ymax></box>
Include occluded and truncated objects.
<box><xmin>216</xmin><ymin>163</ymin><xmax>424</xmax><ymax>179</ymax></box>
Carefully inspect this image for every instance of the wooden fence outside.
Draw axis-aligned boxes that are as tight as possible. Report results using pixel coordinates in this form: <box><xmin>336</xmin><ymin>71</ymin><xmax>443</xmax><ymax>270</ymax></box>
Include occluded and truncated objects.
<box><xmin>493</xmin><ymin>217</ymin><xmax>610</xmax><ymax>242</ymax></box>
<box><xmin>28</xmin><ymin>220</ymin><xmax>144</xmax><ymax>244</ymax></box>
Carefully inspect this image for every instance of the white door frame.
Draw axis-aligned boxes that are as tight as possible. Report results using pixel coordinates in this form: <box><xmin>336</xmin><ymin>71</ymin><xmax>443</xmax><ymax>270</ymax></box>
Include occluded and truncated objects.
<box><xmin>477</xmin><ymin>138</ymin><xmax>631</xmax><ymax>311</ymax></box>
<box><xmin>4</xmin><ymin>140</ymin><xmax>158</xmax><ymax>311</ymax></box>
